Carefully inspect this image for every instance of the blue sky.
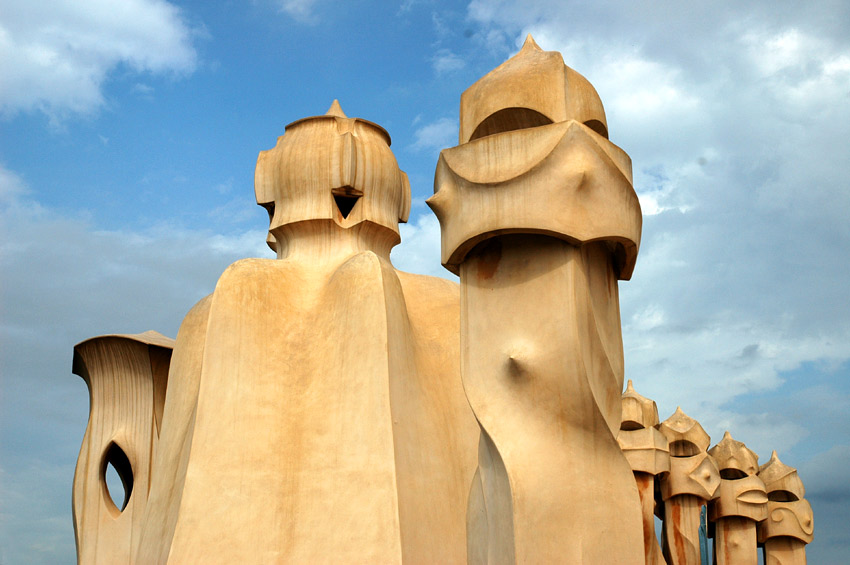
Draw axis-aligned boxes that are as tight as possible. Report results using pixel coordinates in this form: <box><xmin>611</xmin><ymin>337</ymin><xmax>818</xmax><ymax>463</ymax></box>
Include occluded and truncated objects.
<box><xmin>2</xmin><ymin>0</ymin><xmax>849</xmax><ymax>562</ymax></box>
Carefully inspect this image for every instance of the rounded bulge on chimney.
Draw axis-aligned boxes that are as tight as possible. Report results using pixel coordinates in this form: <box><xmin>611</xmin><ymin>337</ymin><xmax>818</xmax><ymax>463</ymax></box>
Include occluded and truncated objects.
<box><xmin>428</xmin><ymin>35</ymin><xmax>641</xmax><ymax>279</ymax></box>
<box><xmin>254</xmin><ymin>100</ymin><xmax>411</xmax><ymax>255</ymax></box>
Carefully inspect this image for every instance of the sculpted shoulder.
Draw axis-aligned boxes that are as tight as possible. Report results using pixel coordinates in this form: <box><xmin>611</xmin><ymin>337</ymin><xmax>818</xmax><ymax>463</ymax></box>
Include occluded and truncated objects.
<box><xmin>216</xmin><ymin>257</ymin><xmax>279</xmax><ymax>280</ymax></box>
<box><xmin>396</xmin><ymin>270</ymin><xmax>459</xmax><ymax>307</ymax></box>
<box><xmin>396</xmin><ymin>270</ymin><xmax>460</xmax><ymax>342</ymax></box>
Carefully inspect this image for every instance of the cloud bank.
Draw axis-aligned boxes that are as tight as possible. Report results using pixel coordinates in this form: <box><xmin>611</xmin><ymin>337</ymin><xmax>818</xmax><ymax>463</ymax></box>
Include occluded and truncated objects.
<box><xmin>0</xmin><ymin>0</ymin><xmax>197</xmax><ymax>120</ymax></box>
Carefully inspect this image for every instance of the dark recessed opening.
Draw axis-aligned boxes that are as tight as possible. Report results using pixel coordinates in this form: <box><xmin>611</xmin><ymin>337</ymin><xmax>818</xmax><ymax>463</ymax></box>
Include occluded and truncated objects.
<box><xmin>620</xmin><ymin>420</ymin><xmax>644</xmax><ymax>431</ymax></box>
<box><xmin>260</xmin><ymin>201</ymin><xmax>275</xmax><ymax>224</ymax></box>
<box><xmin>719</xmin><ymin>468</ymin><xmax>748</xmax><ymax>480</ymax></box>
<box><xmin>259</xmin><ymin>201</ymin><xmax>277</xmax><ymax>251</ymax></box>
<box><xmin>583</xmin><ymin>119</ymin><xmax>609</xmax><ymax>139</ymax></box>
<box><xmin>469</xmin><ymin>107</ymin><xmax>554</xmax><ymax>141</ymax></box>
<box><xmin>102</xmin><ymin>442</ymin><xmax>133</xmax><ymax>512</ymax></box>
<box><xmin>332</xmin><ymin>186</ymin><xmax>363</xmax><ymax>219</ymax></box>
<box><xmin>768</xmin><ymin>490</ymin><xmax>799</xmax><ymax>502</ymax></box>
<box><xmin>333</xmin><ymin>195</ymin><xmax>359</xmax><ymax>218</ymax></box>
<box><xmin>669</xmin><ymin>440</ymin><xmax>700</xmax><ymax>457</ymax></box>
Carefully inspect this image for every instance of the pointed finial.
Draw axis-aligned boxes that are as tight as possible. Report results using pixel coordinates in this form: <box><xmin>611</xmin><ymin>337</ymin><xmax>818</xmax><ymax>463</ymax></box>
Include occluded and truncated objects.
<box><xmin>520</xmin><ymin>34</ymin><xmax>542</xmax><ymax>52</ymax></box>
<box><xmin>659</xmin><ymin>406</ymin><xmax>711</xmax><ymax>454</ymax></box>
<box><xmin>709</xmin><ymin>431</ymin><xmax>759</xmax><ymax>476</ymax></box>
<box><xmin>325</xmin><ymin>99</ymin><xmax>347</xmax><ymax>118</ymax></box>
<box><xmin>620</xmin><ymin>378</ymin><xmax>659</xmax><ymax>429</ymax></box>
<box><xmin>758</xmin><ymin>450</ymin><xmax>805</xmax><ymax>498</ymax></box>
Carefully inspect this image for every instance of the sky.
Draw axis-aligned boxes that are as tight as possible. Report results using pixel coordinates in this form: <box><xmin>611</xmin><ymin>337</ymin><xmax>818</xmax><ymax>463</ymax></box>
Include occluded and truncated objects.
<box><xmin>1</xmin><ymin>0</ymin><xmax>849</xmax><ymax>562</ymax></box>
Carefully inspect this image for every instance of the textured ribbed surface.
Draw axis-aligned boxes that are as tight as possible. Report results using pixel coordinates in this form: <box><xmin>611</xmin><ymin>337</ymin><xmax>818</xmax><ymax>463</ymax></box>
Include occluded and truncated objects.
<box><xmin>72</xmin><ymin>334</ymin><xmax>171</xmax><ymax>564</ymax></box>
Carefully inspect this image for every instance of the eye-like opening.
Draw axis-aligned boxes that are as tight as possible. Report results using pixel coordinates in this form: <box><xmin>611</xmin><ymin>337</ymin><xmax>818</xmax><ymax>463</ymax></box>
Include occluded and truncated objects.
<box><xmin>102</xmin><ymin>442</ymin><xmax>133</xmax><ymax>513</ymax></box>
<box><xmin>583</xmin><ymin>119</ymin><xmax>608</xmax><ymax>139</ymax></box>
<box><xmin>332</xmin><ymin>186</ymin><xmax>363</xmax><ymax>219</ymax></box>
<box><xmin>469</xmin><ymin>107</ymin><xmax>554</xmax><ymax>141</ymax></box>
<box><xmin>620</xmin><ymin>419</ymin><xmax>644</xmax><ymax>431</ymax></box>
<box><xmin>719</xmin><ymin>468</ymin><xmax>748</xmax><ymax>480</ymax></box>
<box><xmin>768</xmin><ymin>490</ymin><xmax>800</xmax><ymax>502</ymax></box>
<box><xmin>669</xmin><ymin>440</ymin><xmax>700</xmax><ymax>457</ymax></box>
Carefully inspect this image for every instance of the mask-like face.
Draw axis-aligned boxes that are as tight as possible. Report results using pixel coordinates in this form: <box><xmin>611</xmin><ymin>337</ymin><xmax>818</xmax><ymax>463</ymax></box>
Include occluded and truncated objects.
<box><xmin>255</xmin><ymin>100</ymin><xmax>410</xmax><ymax>253</ymax></box>
<box><xmin>428</xmin><ymin>36</ymin><xmax>641</xmax><ymax>279</ymax></box>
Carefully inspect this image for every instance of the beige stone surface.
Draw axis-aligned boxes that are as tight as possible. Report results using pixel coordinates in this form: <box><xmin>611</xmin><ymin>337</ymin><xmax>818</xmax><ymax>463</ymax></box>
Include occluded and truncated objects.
<box><xmin>708</xmin><ymin>432</ymin><xmax>767</xmax><ymax>565</ymax></box>
<box><xmin>431</xmin><ymin>36</ymin><xmax>644</xmax><ymax>563</ymax></box>
<box><xmin>144</xmin><ymin>103</ymin><xmax>478</xmax><ymax>563</ymax></box>
<box><xmin>69</xmin><ymin>39</ymin><xmax>815</xmax><ymax>565</ymax></box>
<box><xmin>429</xmin><ymin>36</ymin><xmax>641</xmax><ymax>281</ymax></box>
<box><xmin>658</xmin><ymin>408</ymin><xmax>719</xmax><ymax>565</ymax></box>
<box><xmin>71</xmin><ymin>331</ymin><xmax>174</xmax><ymax>563</ymax></box>
<box><xmin>618</xmin><ymin>381</ymin><xmax>669</xmax><ymax>564</ymax></box>
<box><xmin>73</xmin><ymin>103</ymin><xmax>479</xmax><ymax>564</ymax></box>
<box><xmin>619</xmin><ymin>381</ymin><xmax>670</xmax><ymax>476</ymax></box>
<box><xmin>758</xmin><ymin>451</ymin><xmax>814</xmax><ymax>564</ymax></box>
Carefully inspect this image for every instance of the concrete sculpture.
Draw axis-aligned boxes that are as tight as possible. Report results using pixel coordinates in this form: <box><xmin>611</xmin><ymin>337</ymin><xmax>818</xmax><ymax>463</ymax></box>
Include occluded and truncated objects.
<box><xmin>758</xmin><ymin>452</ymin><xmax>814</xmax><ymax>564</ymax></box>
<box><xmin>71</xmin><ymin>331</ymin><xmax>173</xmax><ymax>563</ymax></box>
<box><xmin>429</xmin><ymin>35</ymin><xmax>644</xmax><ymax>563</ymax></box>
<box><xmin>618</xmin><ymin>381</ymin><xmax>670</xmax><ymax>564</ymax></box>
<box><xmin>708</xmin><ymin>432</ymin><xmax>768</xmax><ymax>564</ymax></box>
<box><xmin>659</xmin><ymin>407</ymin><xmax>721</xmax><ymax>564</ymax></box>
<box><xmin>616</xmin><ymin>383</ymin><xmax>814</xmax><ymax>565</ymax></box>
<box><xmin>70</xmin><ymin>37</ymin><xmax>813</xmax><ymax>564</ymax></box>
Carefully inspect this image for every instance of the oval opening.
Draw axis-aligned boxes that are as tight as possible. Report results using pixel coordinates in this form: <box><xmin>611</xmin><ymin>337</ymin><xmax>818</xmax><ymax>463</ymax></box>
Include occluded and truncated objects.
<box><xmin>102</xmin><ymin>442</ymin><xmax>133</xmax><ymax>512</ymax></box>
<box><xmin>469</xmin><ymin>107</ymin><xmax>553</xmax><ymax>141</ymax></box>
<box><xmin>669</xmin><ymin>440</ymin><xmax>700</xmax><ymax>457</ymax></box>
<box><xmin>768</xmin><ymin>490</ymin><xmax>800</xmax><ymax>502</ymax></box>
<box><xmin>583</xmin><ymin>119</ymin><xmax>608</xmax><ymax>139</ymax></box>
<box><xmin>719</xmin><ymin>468</ymin><xmax>748</xmax><ymax>480</ymax></box>
<box><xmin>620</xmin><ymin>420</ymin><xmax>644</xmax><ymax>431</ymax></box>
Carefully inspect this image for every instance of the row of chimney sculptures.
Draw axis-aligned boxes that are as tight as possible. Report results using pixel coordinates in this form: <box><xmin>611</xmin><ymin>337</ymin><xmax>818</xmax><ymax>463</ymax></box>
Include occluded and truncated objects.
<box><xmin>70</xmin><ymin>37</ymin><xmax>813</xmax><ymax>563</ymax></box>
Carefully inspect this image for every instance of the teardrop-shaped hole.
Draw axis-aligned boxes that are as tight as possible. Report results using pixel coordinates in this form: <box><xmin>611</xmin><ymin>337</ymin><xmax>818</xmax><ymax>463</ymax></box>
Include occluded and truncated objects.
<box><xmin>102</xmin><ymin>442</ymin><xmax>134</xmax><ymax>512</ymax></box>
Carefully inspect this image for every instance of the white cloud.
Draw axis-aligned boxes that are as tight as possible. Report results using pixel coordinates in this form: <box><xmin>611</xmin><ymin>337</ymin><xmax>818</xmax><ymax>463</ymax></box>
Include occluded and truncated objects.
<box><xmin>131</xmin><ymin>83</ymin><xmax>155</xmax><ymax>99</ymax></box>
<box><xmin>410</xmin><ymin>117</ymin><xmax>457</xmax><ymax>151</ymax></box>
<box><xmin>392</xmin><ymin>211</ymin><xmax>452</xmax><ymax>279</ymax></box>
<box><xmin>0</xmin><ymin>0</ymin><xmax>197</xmax><ymax>120</ymax></box>
<box><xmin>0</xmin><ymin>162</ymin><xmax>28</xmax><ymax>203</ymax></box>
<box><xmin>432</xmin><ymin>48</ymin><xmax>466</xmax><ymax>74</ymax></box>
<box><xmin>742</xmin><ymin>27</ymin><xmax>850</xmax><ymax>111</ymax></box>
<box><xmin>277</xmin><ymin>0</ymin><xmax>319</xmax><ymax>23</ymax></box>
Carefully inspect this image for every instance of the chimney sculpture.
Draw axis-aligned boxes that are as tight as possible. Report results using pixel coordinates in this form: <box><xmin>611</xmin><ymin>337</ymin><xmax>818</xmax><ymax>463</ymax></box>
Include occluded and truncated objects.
<box><xmin>68</xmin><ymin>41</ymin><xmax>815</xmax><ymax>565</ymax></box>
<box><xmin>758</xmin><ymin>451</ymin><xmax>814</xmax><ymax>564</ymax></box>
<box><xmin>618</xmin><ymin>380</ymin><xmax>670</xmax><ymax>564</ymax></box>
<box><xmin>72</xmin><ymin>101</ymin><xmax>480</xmax><ymax>563</ymax></box>
<box><xmin>71</xmin><ymin>331</ymin><xmax>173</xmax><ymax>562</ymax></box>
<box><xmin>658</xmin><ymin>408</ymin><xmax>721</xmax><ymax>564</ymax></box>
<box><xmin>708</xmin><ymin>432</ymin><xmax>768</xmax><ymax>564</ymax></box>
<box><xmin>429</xmin><ymin>35</ymin><xmax>644</xmax><ymax>563</ymax></box>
